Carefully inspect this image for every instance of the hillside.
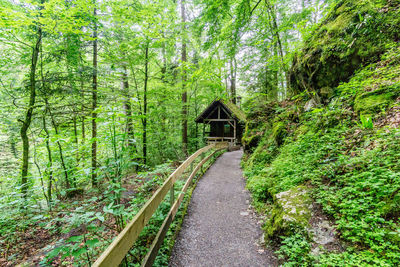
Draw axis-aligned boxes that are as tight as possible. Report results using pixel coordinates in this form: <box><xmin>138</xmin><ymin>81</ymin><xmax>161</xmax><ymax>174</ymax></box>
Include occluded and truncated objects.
<box><xmin>242</xmin><ymin>0</ymin><xmax>400</xmax><ymax>265</ymax></box>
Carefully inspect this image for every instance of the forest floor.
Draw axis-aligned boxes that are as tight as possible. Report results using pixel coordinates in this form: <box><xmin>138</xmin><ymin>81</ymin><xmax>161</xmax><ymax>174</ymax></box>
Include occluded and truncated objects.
<box><xmin>169</xmin><ymin>150</ymin><xmax>277</xmax><ymax>267</ymax></box>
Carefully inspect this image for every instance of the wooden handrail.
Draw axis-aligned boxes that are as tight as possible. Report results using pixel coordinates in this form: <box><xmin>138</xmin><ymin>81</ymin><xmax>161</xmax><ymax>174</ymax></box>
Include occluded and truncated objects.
<box><xmin>93</xmin><ymin>143</ymin><xmax>226</xmax><ymax>267</ymax></box>
<box><xmin>140</xmin><ymin>147</ymin><xmax>226</xmax><ymax>267</ymax></box>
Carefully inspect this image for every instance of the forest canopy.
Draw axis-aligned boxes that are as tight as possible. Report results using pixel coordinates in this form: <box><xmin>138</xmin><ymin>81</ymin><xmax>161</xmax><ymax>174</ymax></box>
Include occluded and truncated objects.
<box><xmin>3</xmin><ymin>0</ymin><xmax>398</xmax><ymax>266</ymax></box>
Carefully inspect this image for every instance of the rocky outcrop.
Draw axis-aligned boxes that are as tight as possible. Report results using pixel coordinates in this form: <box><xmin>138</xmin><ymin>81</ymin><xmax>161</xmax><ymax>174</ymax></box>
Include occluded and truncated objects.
<box><xmin>289</xmin><ymin>0</ymin><xmax>400</xmax><ymax>101</ymax></box>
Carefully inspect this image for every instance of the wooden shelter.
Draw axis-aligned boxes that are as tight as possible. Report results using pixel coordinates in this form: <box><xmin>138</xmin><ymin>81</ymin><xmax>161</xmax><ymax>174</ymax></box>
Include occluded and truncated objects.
<box><xmin>195</xmin><ymin>99</ymin><xmax>246</xmax><ymax>145</ymax></box>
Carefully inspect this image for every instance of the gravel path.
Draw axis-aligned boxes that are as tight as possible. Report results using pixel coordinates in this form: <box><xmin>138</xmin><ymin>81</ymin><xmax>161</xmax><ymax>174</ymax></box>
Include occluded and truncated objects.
<box><xmin>169</xmin><ymin>150</ymin><xmax>276</xmax><ymax>267</ymax></box>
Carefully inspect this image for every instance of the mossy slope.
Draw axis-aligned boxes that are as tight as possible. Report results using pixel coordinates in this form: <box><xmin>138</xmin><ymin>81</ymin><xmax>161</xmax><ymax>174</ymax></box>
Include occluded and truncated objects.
<box><xmin>243</xmin><ymin>46</ymin><xmax>400</xmax><ymax>266</ymax></box>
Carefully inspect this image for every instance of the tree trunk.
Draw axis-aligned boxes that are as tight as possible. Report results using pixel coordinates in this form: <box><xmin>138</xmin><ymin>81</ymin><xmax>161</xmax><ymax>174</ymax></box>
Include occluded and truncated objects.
<box><xmin>230</xmin><ymin>57</ymin><xmax>237</xmax><ymax>103</ymax></box>
<box><xmin>159</xmin><ymin>38</ymin><xmax>168</xmax><ymax>159</ymax></box>
<box><xmin>73</xmin><ymin>114</ymin><xmax>79</xmax><ymax>164</ymax></box>
<box><xmin>91</xmin><ymin>6</ymin><xmax>98</xmax><ymax>186</ymax></box>
<box><xmin>266</xmin><ymin>0</ymin><xmax>289</xmax><ymax>94</ymax></box>
<box><xmin>20</xmin><ymin>18</ymin><xmax>42</xmax><ymax>199</ymax></box>
<box><xmin>122</xmin><ymin>65</ymin><xmax>137</xmax><ymax>160</ymax></box>
<box><xmin>143</xmin><ymin>43</ymin><xmax>149</xmax><ymax>165</ymax></box>
<box><xmin>42</xmin><ymin>110</ymin><xmax>53</xmax><ymax>206</ymax></box>
<box><xmin>80</xmin><ymin>75</ymin><xmax>85</xmax><ymax>143</ymax></box>
<box><xmin>181</xmin><ymin>0</ymin><xmax>188</xmax><ymax>156</ymax></box>
<box><xmin>47</xmin><ymin>102</ymin><xmax>71</xmax><ymax>188</ymax></box>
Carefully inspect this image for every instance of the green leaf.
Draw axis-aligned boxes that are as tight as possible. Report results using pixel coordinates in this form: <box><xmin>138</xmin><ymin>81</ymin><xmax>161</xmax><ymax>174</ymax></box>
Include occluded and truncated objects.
<box><xmin>72</xmin><ymin>247</ymin><xmax>87</xmax><ymax>257</ymax></box>
<box><xmin>67</xmin><ymin>235</ymin><xmax>82</xmax><ymax>243</ymax></box>
<box><xmin>86</xmin><ymin>238</ymin><xmax>99</xmax><ymax>248</ymax></box>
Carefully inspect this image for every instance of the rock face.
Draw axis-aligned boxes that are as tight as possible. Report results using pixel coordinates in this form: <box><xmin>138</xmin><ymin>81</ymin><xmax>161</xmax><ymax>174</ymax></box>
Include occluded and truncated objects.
<box><xmin>289</xmin><ymin>0</ymin><xmax>400</xmax><ymax>100</ymax></box>
<box><xmin>264</xmin><ymin>186</ymin><xmax>312</xmax><ymax>238</ymax></box>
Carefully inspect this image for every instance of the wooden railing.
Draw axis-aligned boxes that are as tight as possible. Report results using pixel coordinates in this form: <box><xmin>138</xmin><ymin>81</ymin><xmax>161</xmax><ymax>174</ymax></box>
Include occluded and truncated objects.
<box><xmin>93</xmin><ymin>143</ymin><xmax>228</xmax><ymax>267</ymax></box>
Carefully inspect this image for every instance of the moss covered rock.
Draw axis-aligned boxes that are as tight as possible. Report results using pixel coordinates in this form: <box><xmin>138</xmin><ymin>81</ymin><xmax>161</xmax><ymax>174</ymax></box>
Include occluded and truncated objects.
<box><xmin>264</xmin><ymin>186</ymin><xmax>312</xmax><ymax>239</ymax></box>
<box><xmin>290</xmin><ymin>0</ymin><xmax>400</xmax><ymax>99</ymax></box>
<box><xmin>242</xmin><ymin>121</ymin><xmax>265</xmax><ymax>151</ymax></box>
<box><xmin>354</xmin><ymin>88</ymin><xmax>396</xmax><ymax>115</ymax></box>
<box><xmin>271</xmin><ymin>121</ymin><xmax>287</xmax><ymax>146</ymax></box>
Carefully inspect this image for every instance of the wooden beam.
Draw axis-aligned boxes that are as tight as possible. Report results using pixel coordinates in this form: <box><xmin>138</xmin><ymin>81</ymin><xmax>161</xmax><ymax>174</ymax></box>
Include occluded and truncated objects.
<box><xmin>93</xmin><ymin>144</ymin><xmax>215</xmax><ymax>267</ymax></box>
<box><xmin>204</xmin><ymin>119</ymin><xmax>234</xmax><ymax>122</ymax></box>
<box><xmin>220</xmin><ymin>105</ymin><xmax>234</xmax><ymax>120</ymax></box>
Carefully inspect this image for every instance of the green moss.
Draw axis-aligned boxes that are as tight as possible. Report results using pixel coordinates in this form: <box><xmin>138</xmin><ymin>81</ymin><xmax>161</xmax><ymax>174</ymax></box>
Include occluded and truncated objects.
<box><xmin>294</xmin><ymin>125</ymin><xmax>309</xmax><ymax>138</ymax></box>
<box><xmin>271</xmin><ymin>121</ymin><xmax>287</xmax><ymax>146</ymax></box>
<box><xmin>264</xmin><ymin>186</ymin><xmax>312</xmax><ymax>239</ymax></box>
<box><xmin>354</xmin><ymin>90</ymin><xmax>395</xmax><ymax>114</ymax></box>
<box><xmin>320</xmin><ymin>86</ymin><xmax>334</xmax><ymax>99</ymax></box>
<box><xmin>242</xmin><ymin>122</ymin><xmax>265</xmax><ymax>151</ymax></box>
<box><xmin>324</xmin><ymin>11</ymin><xmax>353</xmax><ymax>35</ymax></box>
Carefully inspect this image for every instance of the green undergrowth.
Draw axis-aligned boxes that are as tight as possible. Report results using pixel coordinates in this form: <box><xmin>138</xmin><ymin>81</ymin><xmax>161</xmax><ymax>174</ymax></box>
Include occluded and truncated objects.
<box><xmin>3</xmin><ymin>149</ymin><xmax>224</xmax><ymax>266</ymax></box>
<box><xmin>242</xmin><ymin>48</ymin><xmax>400</xmax><ymax>266</ymax></box>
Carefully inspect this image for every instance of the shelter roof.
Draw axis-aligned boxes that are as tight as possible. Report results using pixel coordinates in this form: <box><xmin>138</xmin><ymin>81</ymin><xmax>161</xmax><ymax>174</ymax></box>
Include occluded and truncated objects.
<box><xmin>195</xmin><ymin>98</ymin><xmax>246</xmax><ymax>123</ymax></box>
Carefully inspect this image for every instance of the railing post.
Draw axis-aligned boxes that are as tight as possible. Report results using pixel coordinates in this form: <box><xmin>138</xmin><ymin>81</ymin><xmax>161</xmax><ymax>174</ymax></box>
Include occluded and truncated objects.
<box><xmin>200</xmin><ymin>152</ymin><xmax>205</xmax><ymax>173</ymax></box>
<box><xmin>170</xmin><ymin>184</ymin><xmax>174</xmax><ymax>207</ymax></box>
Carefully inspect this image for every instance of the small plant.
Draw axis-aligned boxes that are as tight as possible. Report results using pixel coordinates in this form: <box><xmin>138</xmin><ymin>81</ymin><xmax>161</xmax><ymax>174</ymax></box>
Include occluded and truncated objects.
<box><xmin>359</xmin><ymin>114</ymin><xmax>373</xmax><ymax>129</ymax></box>
<box><xmin>276</xmin><ymin>231</ymin><xmax>312</xmax><ymax>265</ymax></box>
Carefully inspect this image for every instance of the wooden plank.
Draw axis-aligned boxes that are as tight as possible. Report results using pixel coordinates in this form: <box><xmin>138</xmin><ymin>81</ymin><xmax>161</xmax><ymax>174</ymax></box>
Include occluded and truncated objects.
<box><xmin>205</xmin><ymin>119</ymin><xmax>234</xmax><ymax>122</ymax></box>
<box><xmin>141</xmin><ymin>147</ymin><xmax>227</xmax><ymax>267</ymax></box>
<box><xmin>169</xmin><ymin>185</ymin><xmax>174</xmax><ymax>207</ymax></box>
<box><xmin>219</xmin><ymin>104</ymin><xmax>234</xmax><ymax>120</ymax></box>
<box><xmin>93</xmin><ymin>144</ymin><xmax>214</xmax><ymax>267</ymax></box>
<box><xmin>215</xmin><ymin>142</ymin><xmax>229</xmax><ymax>149</ymax></box>
<box><xmin>140</xmin><ymin>206</ymin><xmax>174</xmax><ymax>267</ymax></box>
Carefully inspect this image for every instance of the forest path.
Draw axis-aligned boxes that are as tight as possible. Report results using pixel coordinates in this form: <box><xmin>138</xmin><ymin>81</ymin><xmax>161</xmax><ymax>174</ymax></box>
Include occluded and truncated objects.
<box><xmin>169</xmin><ymin>150</ymin><xmax>277</xmax><ymax>267</ymax></box>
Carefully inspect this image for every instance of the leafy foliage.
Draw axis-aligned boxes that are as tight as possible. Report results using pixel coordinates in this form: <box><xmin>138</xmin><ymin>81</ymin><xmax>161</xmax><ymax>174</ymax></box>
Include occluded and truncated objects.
<box><xmin>243</xmin><ymin>45</ymin><xmax>400</xmax><ymax>265</ymax></box>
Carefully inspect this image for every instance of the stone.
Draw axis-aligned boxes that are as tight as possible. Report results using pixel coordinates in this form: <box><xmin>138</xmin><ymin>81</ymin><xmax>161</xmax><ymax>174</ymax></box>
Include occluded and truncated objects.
<box><xmin>264</xmin><ymin>186</ymin><xmax>312</xmax><ymax>238</ymax></box>
<box><xmin>304</xmin><ymin>98</ymin><xmax>318</xmax><ymax>112</ymax></box>
<box><xmin>310</xmin><ymin>220</ymin><xmax>336</xmax><ymax>246</ymax></box>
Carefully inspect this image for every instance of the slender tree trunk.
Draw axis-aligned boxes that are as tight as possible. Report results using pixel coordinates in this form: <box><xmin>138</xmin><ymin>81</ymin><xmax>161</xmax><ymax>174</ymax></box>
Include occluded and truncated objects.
<box><xmin>42</xmin><ymin>111</ymin><xmax>53</xmax><ymax>207</ymax></box>
<box><xmin>46</xmin><ymin>102</ymin><xmax>71</xmax><ymax>188</ymax></box>
<box><xmin>91</xmin><ymin>6</ymin><xmax>98</xmax><ymax>186</ymax></box>
<box><xmin>20</xmin><ymin>17</ymin><xmax>42</xmax><ymax>199</ymax></box>
<box><xmin>230</xmin><ymin>57</ymin><xmax>237</xmax><ymax>103</ymax></box>
<box><xmin>273</xmin><ymin>43</ymin><xmax>279</xmax><ymax>99</ymax></box>
<box><xmin>266</xmin><ymin>0</ymin><xmax>289</xmax><ymax>93</ymax></box>
<box><xmin>10</xmin><ymin>133</ymin><xmax>17</xmax><ymax>159</ymax></box>
<box><xmin>159</xmin><ymin>39</ymin><xmax>168</xmax><ymax>159</ymax></box>
<box><xmin>143</xmin><ymin>43</ymin><xmax>149</xmax><ymax>165</ymax></box>
<box><xmin>122</xmin><ymin>65</ymin><xmax>137</xmax><ymax>160</ymax></box>
<box><xmin>32</xmin><ymin>133</ymin><xmax>49</xmax><ymax>208</ymax></box>
<box><xmin>73</xmin><ymin>114</ymin><xmax>79</xmax><ymax>164</ymax></box>
<box><xmin>194</xmin><ymin>84</ymin><xmax>199</xmax><ymax>150</ymax></box>
<box><xmin>80</xmin><ymin>76</ymin><xmax>85</xmax><ymax>143</ymax></box>
<box><xmin>181</xmin><ymin>0</ymin><xmax>188</xmax><ymax>156</ymax></box>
